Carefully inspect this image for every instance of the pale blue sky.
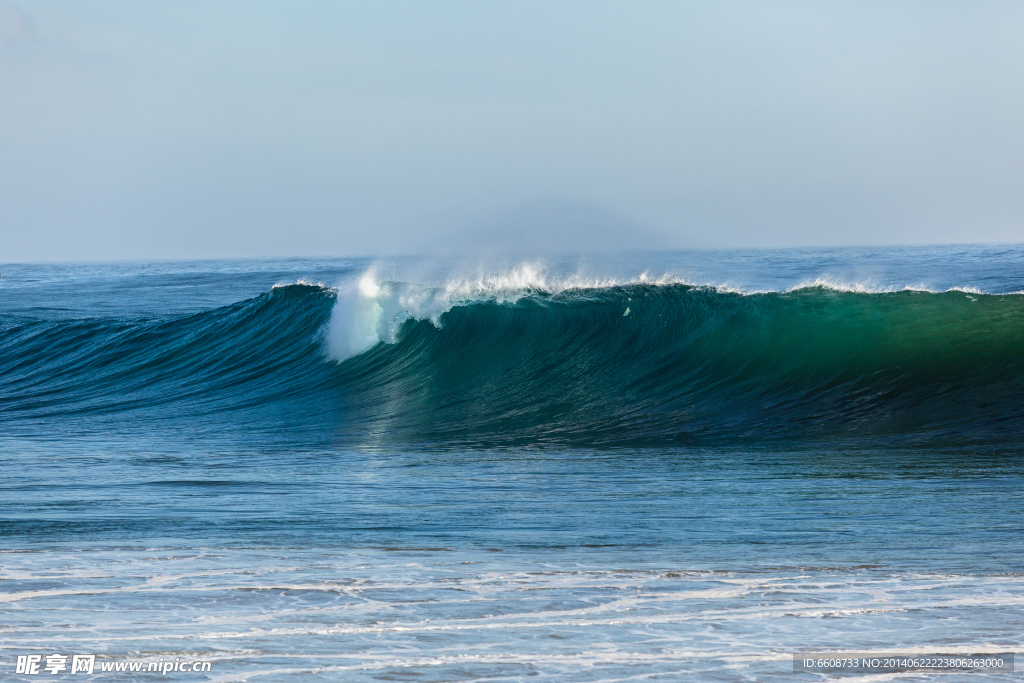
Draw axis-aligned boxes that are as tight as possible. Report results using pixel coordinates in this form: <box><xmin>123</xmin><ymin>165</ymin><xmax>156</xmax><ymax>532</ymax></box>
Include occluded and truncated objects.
<box><xmin>2</xmin><ymin>1</ymin><xmax>1023</xmax><ymax>261</ymax></box>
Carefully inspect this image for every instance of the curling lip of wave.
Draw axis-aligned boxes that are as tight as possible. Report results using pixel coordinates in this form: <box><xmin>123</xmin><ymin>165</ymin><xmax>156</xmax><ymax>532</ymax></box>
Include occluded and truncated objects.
<box><xmin>325</xmin><ymin>269</ymin><xmax>1015</xmax><ymax>363</ymax></box>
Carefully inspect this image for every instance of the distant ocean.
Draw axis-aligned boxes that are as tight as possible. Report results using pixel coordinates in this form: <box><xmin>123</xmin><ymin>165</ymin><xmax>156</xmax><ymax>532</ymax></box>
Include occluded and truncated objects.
<box><xmin>2</xmin><ymin>245</ymin><xmax>1022</xmax><ymax>681</ymax></box>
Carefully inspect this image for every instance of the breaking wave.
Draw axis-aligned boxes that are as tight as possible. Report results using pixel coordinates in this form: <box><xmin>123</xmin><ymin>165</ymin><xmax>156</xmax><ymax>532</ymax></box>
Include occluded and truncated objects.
<box><xmin>2</xmin><ymin>271</ymin><xmax>1023</xmax><ymax>446</ymax></box>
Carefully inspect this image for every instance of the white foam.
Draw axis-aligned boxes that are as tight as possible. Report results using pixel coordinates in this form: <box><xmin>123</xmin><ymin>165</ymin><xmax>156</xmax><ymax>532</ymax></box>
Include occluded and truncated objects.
<box><xmin>323</xmin><ymin>264</ymin><xmax>699</xmax><ymax>362</ymax></box>
<box><xmin>778</xmin><ymin>278</ymin><xmax>1006</xmax><ymax>296</ymax></box>
<box><xmin>271</xmin><ymin>279</ymin><xmax>329</xmax><ymax>290</ymax></box>
<box><xmin>325</xmin><ymin>270</ymin><xmax>394</xmax><ymax>362</ymax></box>
<box><xmin>6</xmin><ymin>547</ymin><xmax>1022</xmax><ymax>682</ymax></box>
<box><xmin>322</xmin><ymin>262</ymin><xmax>1019</xmax><ymax>362</ymax></box>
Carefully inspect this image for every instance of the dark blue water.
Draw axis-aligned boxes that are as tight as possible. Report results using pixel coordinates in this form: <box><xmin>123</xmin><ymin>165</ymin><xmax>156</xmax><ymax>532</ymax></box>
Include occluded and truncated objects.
<box><xmin>2</xmin><ymin>246</ymin><xmax>1022</xmax><ymax>681</ymax></box>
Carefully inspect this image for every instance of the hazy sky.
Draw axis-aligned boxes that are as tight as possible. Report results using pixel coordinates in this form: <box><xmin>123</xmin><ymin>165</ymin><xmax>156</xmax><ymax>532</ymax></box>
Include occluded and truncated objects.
<box><xmin>1</xmin><ymin>0</ymin><xmax>1022</xmax><ymax>261</ymax></box>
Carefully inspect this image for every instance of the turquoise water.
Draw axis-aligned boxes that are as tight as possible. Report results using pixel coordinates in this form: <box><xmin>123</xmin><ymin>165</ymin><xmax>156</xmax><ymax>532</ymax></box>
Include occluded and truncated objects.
<box><xmin>2</xmin><ymin>246</ymin><xmax>1022</xmax><ymax>680</ymax></box>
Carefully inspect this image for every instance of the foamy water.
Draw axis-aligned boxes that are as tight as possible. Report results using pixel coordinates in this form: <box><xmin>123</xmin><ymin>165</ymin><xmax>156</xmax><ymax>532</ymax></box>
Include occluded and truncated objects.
<box><xmin>3</xmin><ymin>547</ymin><xmax>1021</xmax><ymax>682</ymax></box>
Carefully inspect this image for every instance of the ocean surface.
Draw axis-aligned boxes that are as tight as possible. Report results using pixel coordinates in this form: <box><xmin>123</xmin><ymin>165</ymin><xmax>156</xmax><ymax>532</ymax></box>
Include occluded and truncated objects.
<box><xmin>1</xmin><ymin>245</ymin><xmax>1022</xmax><ymax>681</ymax></box>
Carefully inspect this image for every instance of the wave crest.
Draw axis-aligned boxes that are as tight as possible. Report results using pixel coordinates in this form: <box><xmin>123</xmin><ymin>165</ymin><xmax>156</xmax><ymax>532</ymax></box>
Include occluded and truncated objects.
<box><xmin>326</xmin><ymin>266</ymin><xmax>1019</xmax><ymax>366</ymax></box>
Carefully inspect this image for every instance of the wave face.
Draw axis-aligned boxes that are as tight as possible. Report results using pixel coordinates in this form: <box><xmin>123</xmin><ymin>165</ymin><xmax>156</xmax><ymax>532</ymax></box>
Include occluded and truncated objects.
<box><xmin>0</xmin><ymin>283</ymin><xmax>334</xmax><ymax>427</ymax></box>
<box><xmin>2</xmin><ymin>280</ymin><xmax>1023</xmax><ymax>446</ymax></box>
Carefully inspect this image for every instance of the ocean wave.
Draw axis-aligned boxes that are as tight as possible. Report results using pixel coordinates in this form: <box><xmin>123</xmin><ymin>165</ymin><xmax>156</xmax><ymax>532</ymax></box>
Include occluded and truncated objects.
<box><xmin>2</xmin><ymin>274</ymin><xmax>1022</xmax><ymax>446</ymax></box>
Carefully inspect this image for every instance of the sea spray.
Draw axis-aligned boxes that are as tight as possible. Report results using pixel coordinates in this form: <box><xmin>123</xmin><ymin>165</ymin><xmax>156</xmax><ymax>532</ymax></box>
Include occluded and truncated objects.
<box><xmin>323</xmin><ymin>263</ymin><xmax>677</xmax><ymax>363</ymax></box>
<box><xmin>326</xmin><ymin>272</ymin><xmax>387</xmax><ymax>362</ymax></box>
